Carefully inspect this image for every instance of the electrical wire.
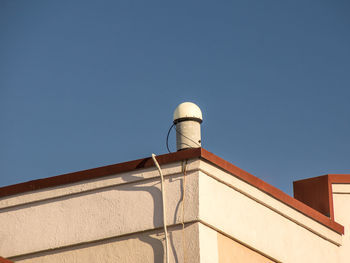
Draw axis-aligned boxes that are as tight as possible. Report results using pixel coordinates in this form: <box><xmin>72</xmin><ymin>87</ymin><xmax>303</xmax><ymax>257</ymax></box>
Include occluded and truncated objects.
<box><xmin>166</xmin><ymin>122</ymin><xmax>201</xmax><ymax>153</ymax></box>
<box><xmin>151</xmin><ymin>154</ymin><xmax>170</xmax><ymax>263</ymax></box>
<box><xmin>166</xmin><ymin>123</ymin><xmax>175</xmax><ymax>153</ymax></box>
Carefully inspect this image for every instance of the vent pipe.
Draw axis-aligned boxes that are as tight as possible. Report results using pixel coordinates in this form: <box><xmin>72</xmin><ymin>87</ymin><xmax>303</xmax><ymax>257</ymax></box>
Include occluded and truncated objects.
<box><xmin>173</xmin><ymin>102</ymin><xmax>203</xmax><ymax>151</ymax></box>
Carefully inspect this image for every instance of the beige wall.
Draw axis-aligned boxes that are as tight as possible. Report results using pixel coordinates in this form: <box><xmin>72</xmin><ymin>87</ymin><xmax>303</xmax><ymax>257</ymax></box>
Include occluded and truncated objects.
<box><xmin>217</xmin><ymin>231</ymin><xmax>275</xmax><ymax>263</ymax></box>
<box><xmin>198</xmin><ymin>161</ymin><xmax>341</xmax><ymax>263</ymax></box>
<box><xmin>10</xmin><ymin>222</ymin><xmax>276</xmax><ymax>263</ymax></box>
<box><xmin>332</xmin><ymin>184</ymin><xmax>350</xmax><ymax>263</ymax></box>
<box><xmin>0</xmin><ymin>159</ymin><xmax>345</xmax><ymax>262</ymax></box>
<box><xmin>11</xmin><ymin>223</ymin><xmax>200</xmax><ymax>263</ymax></box>
<box><xmin>198</xmin><ymin>222</ymin><xmax>276</xmax><ymax>263</ymax></box>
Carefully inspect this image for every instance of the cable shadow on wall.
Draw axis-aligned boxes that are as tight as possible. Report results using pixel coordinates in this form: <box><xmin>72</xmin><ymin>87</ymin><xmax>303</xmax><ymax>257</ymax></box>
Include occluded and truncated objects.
<box><xmin>119</xmin><ymin>170</ymin><xmax>186</xmax><ymax>263</ymax></box>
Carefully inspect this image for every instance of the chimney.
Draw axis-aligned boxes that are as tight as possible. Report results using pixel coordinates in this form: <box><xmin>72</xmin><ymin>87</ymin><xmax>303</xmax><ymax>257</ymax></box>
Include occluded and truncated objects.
<box><xmin>173</xmin><ymin>102</ymin><xmax>203</xmax><ymax>151</ymax></box>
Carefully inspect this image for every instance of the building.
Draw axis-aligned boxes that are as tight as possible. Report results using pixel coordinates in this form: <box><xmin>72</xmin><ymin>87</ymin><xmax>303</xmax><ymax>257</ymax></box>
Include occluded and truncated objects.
<box><xmin>0</xmin><ymin>103</ymin><xmax>349</xmax><ymax>262</ymax></box>
<box><xmin>0</xmin><ymin>148</ymin><xmax>349</xmax><ymax>262</ymax></box>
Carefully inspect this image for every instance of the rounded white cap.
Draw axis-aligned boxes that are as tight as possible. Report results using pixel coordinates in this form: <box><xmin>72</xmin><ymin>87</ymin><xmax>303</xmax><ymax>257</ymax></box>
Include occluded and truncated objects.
<box><xmin>173</xmin><ymin>102</ymin><xmax>203</xmax><ymax>124</ymax></box>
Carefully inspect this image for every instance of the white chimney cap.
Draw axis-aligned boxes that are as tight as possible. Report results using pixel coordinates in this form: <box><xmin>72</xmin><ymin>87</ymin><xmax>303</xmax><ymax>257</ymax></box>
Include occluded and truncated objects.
<box><xmin>173</xmin><ymin>102</ymin><xmax>203</xmax><ymax>124</ymax></box>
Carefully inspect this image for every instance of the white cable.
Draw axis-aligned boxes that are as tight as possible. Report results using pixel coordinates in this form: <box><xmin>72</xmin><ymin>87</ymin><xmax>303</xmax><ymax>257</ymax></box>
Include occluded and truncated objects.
<box><xmin>151</xmin><ymin>154</ymin><xmax>170</xmax><ymax>263</ymax></box>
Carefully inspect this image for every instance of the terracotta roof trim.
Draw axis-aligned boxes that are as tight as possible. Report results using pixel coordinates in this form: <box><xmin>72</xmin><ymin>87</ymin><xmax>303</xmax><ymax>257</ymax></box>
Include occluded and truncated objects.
<box><xmin>0</xmin><ymin>148</ymin><xmax>202</xmax><ymax>199</ymax></box>
<box><xmin>199</xmin><ymin>149</ymin><xmax>344</xmax><ymax>235</ymax></box>
<box><xmin>0</xmin><ymin>147</ymin><xmax>344</xmax><ymax>234</ymax></box>
<box><xmin>0</xmin><ymin>257</ymin><xmax>14</xmax><ymax>263</ymax></box>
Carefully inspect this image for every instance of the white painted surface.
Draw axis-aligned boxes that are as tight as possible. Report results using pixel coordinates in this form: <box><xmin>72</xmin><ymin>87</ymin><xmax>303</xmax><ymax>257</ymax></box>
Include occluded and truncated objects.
<box><xmin>173</xmin><ymin>102</ymin><xmax>202</xmax><ymax>122</ymax></box>
<box><xmin>332</xmin><ymin>184</ymin><xmax>350</xmax><ymax>263</ymax></box>
<box><xmin>176</xmin><ymin>121</ymin><xmax>201</xmax><ymax>150</ymax></box>
<box><xmin>198</xmin><ymin>168</ymin><xmax>341</xmax><ymax>262</ymax></box>
<box><xmin>198</xmin><ymin>223</ymin><xmax>218</xmax><ymax>263</ymax></box>
<box><xmin>333</xmin><ymin>184</ymin><xmax>350</xmax><ymax>194</ymax></box>
<box><xmin>198</xmin><ymin>160</ymin><xmax>342</xmax><ymax>245</ymax></box>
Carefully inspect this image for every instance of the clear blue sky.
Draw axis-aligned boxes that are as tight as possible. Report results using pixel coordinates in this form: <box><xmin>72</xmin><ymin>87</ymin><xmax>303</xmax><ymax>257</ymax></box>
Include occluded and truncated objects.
<box><xmin>1</xmin><ymin>1</ymin><xmax>349</xmax><ymax>195</ymax></box>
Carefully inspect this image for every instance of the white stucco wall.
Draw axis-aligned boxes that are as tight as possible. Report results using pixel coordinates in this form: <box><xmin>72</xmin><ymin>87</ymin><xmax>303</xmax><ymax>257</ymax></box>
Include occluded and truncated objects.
<box><xmin>0</xmin><ymin>161</ymin><xmax>200</xmax><ymax>258</ymax></box>
<box><xmin>11</xmin><ymin>223</ymin><xmax>200</xmax><ymax>263</ymax></box>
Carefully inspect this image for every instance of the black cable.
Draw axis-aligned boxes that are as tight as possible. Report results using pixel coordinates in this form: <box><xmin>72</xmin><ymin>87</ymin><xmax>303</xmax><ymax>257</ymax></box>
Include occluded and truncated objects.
<box><xmin>166</xmin><ymin>123</ymin><xmax>175</xmax><ymax>153</ymax></box>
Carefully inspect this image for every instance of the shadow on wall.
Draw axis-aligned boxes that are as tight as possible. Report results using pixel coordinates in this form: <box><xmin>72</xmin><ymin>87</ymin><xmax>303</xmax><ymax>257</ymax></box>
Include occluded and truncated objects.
<box><xmin>10</xmin><ymin>228</ymin><xmax>167</xmax><ymax>262</ymax></box>
<box><xmin>6</xmin><ymin>165</ymin><xmax>188</xmax><ymax>263</ymax></box>
<box><xmin>119</xmin><ymin>167</ymin><xmax>186</xmax><ymax>263</ymax></box>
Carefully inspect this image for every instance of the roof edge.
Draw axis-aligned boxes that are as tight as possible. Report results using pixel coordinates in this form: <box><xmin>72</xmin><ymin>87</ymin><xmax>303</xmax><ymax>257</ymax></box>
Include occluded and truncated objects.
<box><xmin>200</xmin><ymin>149</ymin><xmax>344</xmax><ymax>235</ymax></box>
<box><xmin>0</xmin><ymin>148</ymin><xmax>202</xmax><ymax>199</ymax></box>
<box><xmin>0</xmin><ymin>257</ymin><xmax>14</xmax><ymax>263</ymax></box>
<box><xmin>0</xmin><ymin>147</ymin><xmax>344</xmax><ymax>235</ymax></box>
